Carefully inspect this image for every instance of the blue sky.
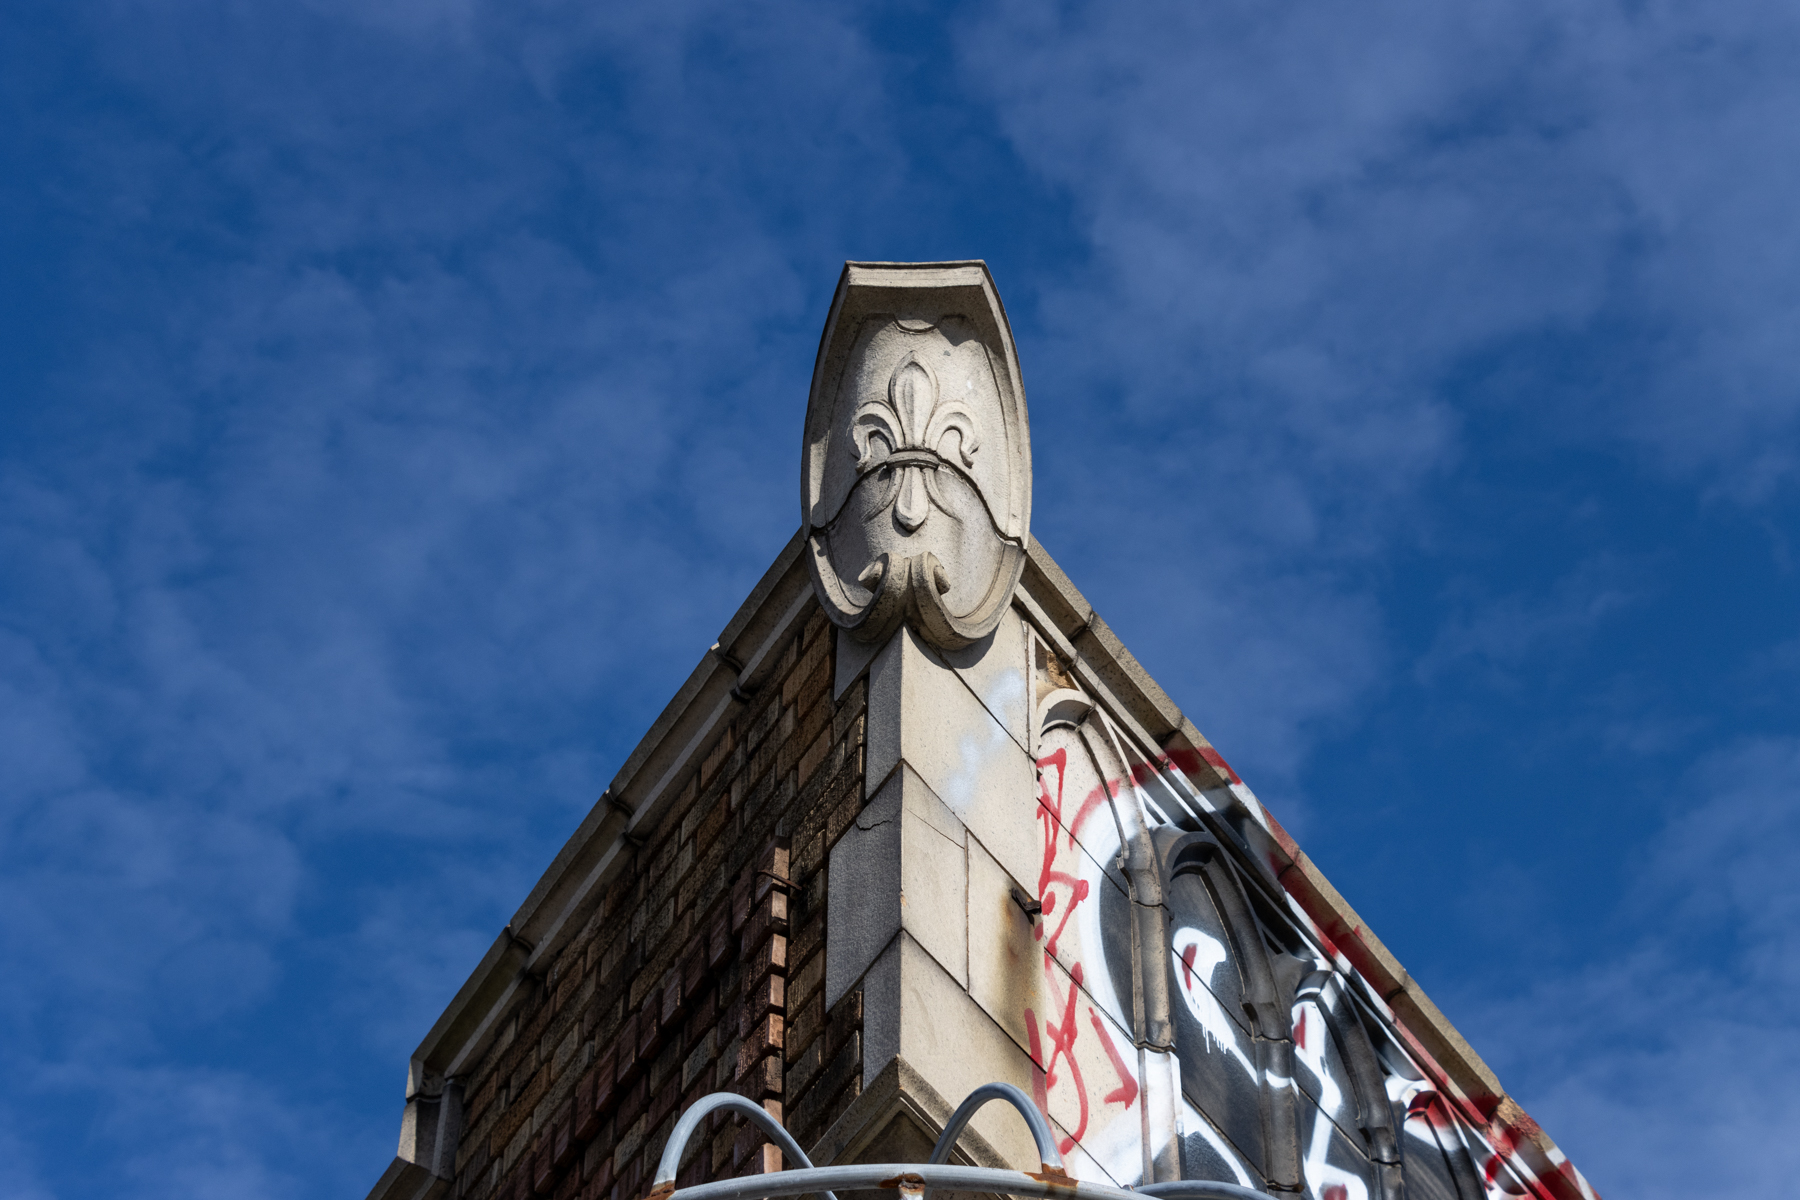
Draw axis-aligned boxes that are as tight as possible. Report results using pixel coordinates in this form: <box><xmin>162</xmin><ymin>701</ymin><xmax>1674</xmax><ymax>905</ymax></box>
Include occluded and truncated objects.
<box><xmin>3</xmin><ymin>1</ymin><xmax>1797</xmax><ymax>1197</ymax></box>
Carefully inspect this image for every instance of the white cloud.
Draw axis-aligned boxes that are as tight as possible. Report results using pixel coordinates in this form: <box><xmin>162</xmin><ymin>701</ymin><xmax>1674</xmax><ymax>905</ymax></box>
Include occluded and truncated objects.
<box><xmin>1457</xmin><ymin>737</ymin><xmax>1800</xmax><ymax>1198</ymax></box>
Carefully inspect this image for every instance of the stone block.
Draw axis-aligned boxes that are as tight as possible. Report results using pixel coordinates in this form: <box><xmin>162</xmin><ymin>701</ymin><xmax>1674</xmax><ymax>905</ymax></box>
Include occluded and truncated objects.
<box><xmin>826</xmin><ymin>763</ymin><xmax>970</xmax><ymax>1008</ymax></box>
<box><xmin>826</xmin><ymin>777</ymin><xmax>902</xmax><ymax>1009</ymax></box>
<box><xmin>899</xmin><ymin>774</ymin><xmax>967</xmax><ymax>988</ymax></box>
<box><xmin>933</xmin><ymin>607</ymin><xmax>1031</xmax><ymax>755</ymax></box>
<box><xmin>890</xmin><ymin>933</ymin><xmax>1042</xmax><ymax>1172</ymax></box>
<box><xmin>867</xmin><ymin>625</ymin><xmax>1033</xmax><ymax>797</ymax></box>
<box><xmin>866</xmin><ymin>627</ymin><xmax>1035</xmax><ymax>912</ymax></box>
<box><xmin>834</xmin><ymin>621</ymin><xmax>885</xmax><ymax>699</ymax></box>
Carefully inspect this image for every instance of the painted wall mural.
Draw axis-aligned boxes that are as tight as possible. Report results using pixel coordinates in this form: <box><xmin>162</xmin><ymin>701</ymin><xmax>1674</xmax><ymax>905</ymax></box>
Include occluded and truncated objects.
<box><xmin>1011</xmin><ymin>625</ymin><xmax>1589</xmax><ymax>1200</ymax></box>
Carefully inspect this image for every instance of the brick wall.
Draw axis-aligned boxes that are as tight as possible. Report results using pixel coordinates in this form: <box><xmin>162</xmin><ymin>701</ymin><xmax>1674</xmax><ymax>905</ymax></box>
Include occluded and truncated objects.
<box><xmin>451</xmin><ymin>603</ymin><xmax>869</xmax><ymax>1200</ymax></box>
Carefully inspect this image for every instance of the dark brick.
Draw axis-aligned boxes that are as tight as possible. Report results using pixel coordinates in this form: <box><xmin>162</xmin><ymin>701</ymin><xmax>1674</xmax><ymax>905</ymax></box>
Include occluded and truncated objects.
<box><xmin>695</xmin><ymin>794</ymin><xmax>730</xmax><ymax>856</ymax></box>
<box><xmin>660</xmin><ymin>966</ymin><xmax>685</xmax><ymax>1031</ymax></box>
<box><xmin>596</xmin><ymin>1050</ymin><xmax>621</xmax><ymax>1120</ymax></box>
<box><xmin>615</xmin><ymin>1013</ymin><xmax>640</xmax><ymax>1085</ymax></box>
<box><xmin>825</xmin><ymin>784</ymin><xmax>861</xmax><ymax>849</ymax></box>
<box><xmin>790</xmin><ymin>830</ymin><xmax>825</xmax><ymax>889</ymax></box>
<box><xmin>648</xmin><ymin>1073</ymin><xmax>680</xmax><ymax>1131</ymax></box>
<box><xmin>797</xmin><ymin>729</ymin><xmax>832</xmax><ymax>787</ymax></box>
<box><xmin>739</xmin><ymin>973</ymin><xmax>784</xmax><ymax>1035</ymax></box>
<box><xmin>615</xmin><ymin>1075</ymin><xmax>648</xmax><ymax>1132</ymax></box>
<box><xmin>532</xmin><ymin>1142</ymin><xmax>554</xmax><ymax>1195</ymax></box>
<box><xmin>681</xmin><ymin>1077</ymin><xmax>708</xmax><ymax>1123</ymax></box>
<box><xmin>574</xmin><ymin>1066</ymin><xmax>600</xmax><ymax>1143</ymax></box>
<box><xmin>785</xmin><ymin>1032</ymin><xmax>823</xmax><ymax>1099</ymax></box>
<box><xmin>737</xmin><ymin>1052</ymin><xmax>782</xmax><ymax>1100</ymax></box>
<box><xmin>785</xmin><ymin>990</ymin><xmax>823</xmax><ymax>1064</ymax></box>
<box><xmin>731</xmin><ymin>1121</ymin><xmax>766</xmax><ymax>1171</ymax></box>
<box><xmin>790</xmin><ymin>1031</ymin><xmax>861</xmax><ymax>1146</ymax></box>
<box><xmin>832</xmin><ymin>678</ymin><xmax>866</xmax><ymax>744</ymax></box>
<box><xmin>793</xmin><ymin>687</ymin><xmax>832</xmax><ymax>758</ymax></box>
<box><xmin>554</xmin><ymin>1159</ymin><xmax>583</xmax><ymax>1200</ymax></box>
<box><xmin>681</xmin><ymin>945</ymin><xmax>707</xmax><ymax>1002</ymax></box>
<box><xmin>788</xmin><ymin>912</ymin><xmax>822</xmax><ymax>974</ymax></box>
<box><xmin>676</xmin><ymin>1152</ymin><xmax>707</xmax><ymax>1190</ymax></box>
<box><xmin>737</xmin><ymin>1013</ymin><xmax>783</xmax><ymax>1076</ymax></box>
<box><xmin>730</xmin><ymin>873</ymin><xmax>752</xmax><ymax>934</ymax></box>
<box><xmin>802</xmin><ymin>604</ymin><xmax>830</xmax><ymax>648</ymax></box>
<box><xmin>825</xmin><ymin>987</ymin><xmax>863</xmax><ymax>1063</ymax></box>
<box><xmin>520</xmin><ymin>992</ymin><xmax>554</xmax><ymax>1060</ymax></box>
<box><xmin>492</xmin><ymin>1065</ymin><xmax>549</xmax><ymax>1158</ymax></box>
<box><xmin>700</xmin><ymin>726</ymin><xmax>736</xmax><ymax>790</ymax></box>
<box><xmin>638</xmin><ymin>1003</ymin><xmax>665</xmax><ymax>1065</ymax></box>
<box><xmin>706</xmin><ymin>906</ymin><xmax>732</xmax><ymax>971</ymax></box>
<box><xmin>684</xmin><ymin>987</ymin><xmax>717</xmax><ymax>1052</ymax></box>
<box><xmin>747</xmin><ymin>934</ymin><xmax>787</xmax><ymax>980</ymax></box>
<box><xmin>468</xmin><ymin>1070</ymin><xmax>500</xmax><ymax>1128</ymax></box>
<box><xmin>551</xmin><ymin>1098</ymin><xmax>576</xmax><ymax>1169</ymax></box>
<box><xmin>589</xmin><ymin>1155</ymin><xmax>614</xmax><ymax>1198</ymax></box>
<box><xmin>719</xmin><ymin>996</ymin><xmax>743</xmax><ymax>1055</ymax></box>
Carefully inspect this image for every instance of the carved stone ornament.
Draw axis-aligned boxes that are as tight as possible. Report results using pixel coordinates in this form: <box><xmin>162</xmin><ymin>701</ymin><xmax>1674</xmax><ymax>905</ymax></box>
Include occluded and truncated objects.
<box><xmin>803</xmin><ymin>261</ymin><xmax>1031</xmax><ymax>651</ymax></box>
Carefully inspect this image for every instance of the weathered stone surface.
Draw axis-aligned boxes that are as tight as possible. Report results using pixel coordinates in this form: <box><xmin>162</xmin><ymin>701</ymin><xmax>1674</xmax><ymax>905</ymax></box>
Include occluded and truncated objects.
<box><xmin>826</xmin><ymin>763</ymin><xmax>970</xmax><ymax>1012</ymax></box>
<box><xmin>803</xmin><ymin>262</ymin><xmax>1030</xmax><ymax>654</ymax></box>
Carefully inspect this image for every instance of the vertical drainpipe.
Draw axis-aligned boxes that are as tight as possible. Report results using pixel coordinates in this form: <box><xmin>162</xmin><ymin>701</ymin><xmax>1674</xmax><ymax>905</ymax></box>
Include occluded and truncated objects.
<box><xmin>1077</xmin><ymin>723</ymin><xmax>1180</xmax><ymax>1184</ymax></box>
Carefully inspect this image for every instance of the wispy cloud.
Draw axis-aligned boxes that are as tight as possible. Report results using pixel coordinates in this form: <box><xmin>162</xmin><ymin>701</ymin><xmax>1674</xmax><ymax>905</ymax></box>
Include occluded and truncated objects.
<box><xmin>2</xmin><ymin>1</ymin><xmax>1796</xmax><ymax>1196</ymax></box>
<box><xmin>1457</xmin><ymin>737</ymin><xmax>1800</xmax><ymax>1198</ymax></box>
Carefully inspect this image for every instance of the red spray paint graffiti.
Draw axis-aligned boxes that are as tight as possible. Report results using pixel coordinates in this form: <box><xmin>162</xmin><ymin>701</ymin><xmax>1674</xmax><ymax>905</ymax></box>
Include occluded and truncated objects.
<box><xmin>1023</xmin><ymin>746</ymin><xmax>1140</xmax><ymax>1158</ymax></box>
<box><xmin>1034</xmin><ymin>747</ymin><xmax>1098</xmax><ymax>958</ymax></box>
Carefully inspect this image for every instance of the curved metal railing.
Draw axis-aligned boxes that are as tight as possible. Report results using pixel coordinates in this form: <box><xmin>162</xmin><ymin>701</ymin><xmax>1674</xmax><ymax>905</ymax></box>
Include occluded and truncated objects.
<box><xmin>926</xmin><ymin>1081</ymin><xmax>1063</xmax><ymax>1171</ymax></box>
<box><xmin>647</xmin><ymin>1082</ymin><xmax>1271</xmax><ymax>1200</ymax></box>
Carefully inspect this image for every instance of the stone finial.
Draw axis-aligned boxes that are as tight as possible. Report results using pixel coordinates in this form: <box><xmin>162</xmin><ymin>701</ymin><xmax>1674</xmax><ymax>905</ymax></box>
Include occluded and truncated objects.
<box><xmin>802</xmin><ymin>261</ymin><xmax>1032</xmax><ymax>651</ymax></box>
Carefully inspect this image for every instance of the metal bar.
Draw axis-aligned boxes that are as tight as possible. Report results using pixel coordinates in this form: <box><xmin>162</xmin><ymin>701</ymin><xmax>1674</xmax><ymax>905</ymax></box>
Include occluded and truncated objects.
<box><xmin>656</xmin><ymin>1086</ymin><xmax>1272</xmax><ymax>1200</ymax></box>
<box><xmin>651</xmin><ymin>1093</ymin><xmax>836</xmax><ymax>1200</ymax></box>
<box><xmin>668</xmin><ymin>1161</ymin><xmax>1144</xmax><ymax>1200</ymax></box>
<box><xmin>927</xmin><ymin>1081</ymin><xmax>1065</xmax><ymax>1170</ymax></box>
<box><xmin>1131</xmin><ymin>1182</ymin><xmax>1271</xmax><ymax>1200</ymax></box>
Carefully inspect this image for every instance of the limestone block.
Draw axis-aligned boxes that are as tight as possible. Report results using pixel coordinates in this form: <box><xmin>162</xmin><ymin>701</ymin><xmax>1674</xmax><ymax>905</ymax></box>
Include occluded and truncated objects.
<box><xmin>835</xmin><ymin>626</ymin><xmax>882</xmax><ymax>698</ymax></box>
<box><xmin>890</xmin><ymin>933</ymin><xmax>1043</xmax><ymax>1172</ymax></box>
<box><xmin>899</xmin><ymin>770</ymin><xmax>968</xmax><ymax>989</ymax></box>
<box><xmin>827</xmin><ymin>765</ymin><xmax>968</xmax><ymax>1010</ymax></box>
<box><xmin>868</xmin><ymin>626</ymin><xmax>1036</xmax><ymax>891</ymax></box>
<box><xmin>827</xmin><ymin>781</ymin><xmax>901</xmax><ymax>1012</ymax></box>
<box><xmin>931</xmin><ymin>607</ymin><xmax>1031</xmax><ymax>756</ymax></box>
<box><xmin>861</xmin><ymin>937</ymin><xmax>901</xmax><ymax>1091</ymax></box>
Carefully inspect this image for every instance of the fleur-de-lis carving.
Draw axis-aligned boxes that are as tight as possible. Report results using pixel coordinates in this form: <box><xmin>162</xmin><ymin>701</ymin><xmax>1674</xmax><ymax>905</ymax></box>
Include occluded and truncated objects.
<box><xmin>851</xmin><ymin>352</ymin><xmax>981</xmax><ymax>532</ymax></box>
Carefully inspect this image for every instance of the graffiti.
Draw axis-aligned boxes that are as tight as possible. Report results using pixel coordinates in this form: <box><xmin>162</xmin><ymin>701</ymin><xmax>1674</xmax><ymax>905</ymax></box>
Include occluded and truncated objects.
<box><xmin>1033</xmin><ymin>746</ymin><xmax>1099</xmax><ymax>959</ymax></box>
<box><xmin>1012</xmin><ymin>625</ymin><xmax>1587</xmax><ymax>1200</ymax></box>
<box><xmin>1024</xmin><ymin>742</ymin><xmax>1139</xmax><ymax>1159</ymax></box>
<box><xmin>1025</xmin><ymin>957</ymin><xmax>1091</xmax><ymax>1151</ymax></box>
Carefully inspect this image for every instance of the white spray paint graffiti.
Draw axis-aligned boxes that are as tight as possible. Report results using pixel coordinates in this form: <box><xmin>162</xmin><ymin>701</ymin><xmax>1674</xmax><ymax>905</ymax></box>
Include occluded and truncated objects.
<box><xmin>1012</xmin><ymin>622</ymin><xmax>1579</xmax><ymax>1200</ymax></box>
